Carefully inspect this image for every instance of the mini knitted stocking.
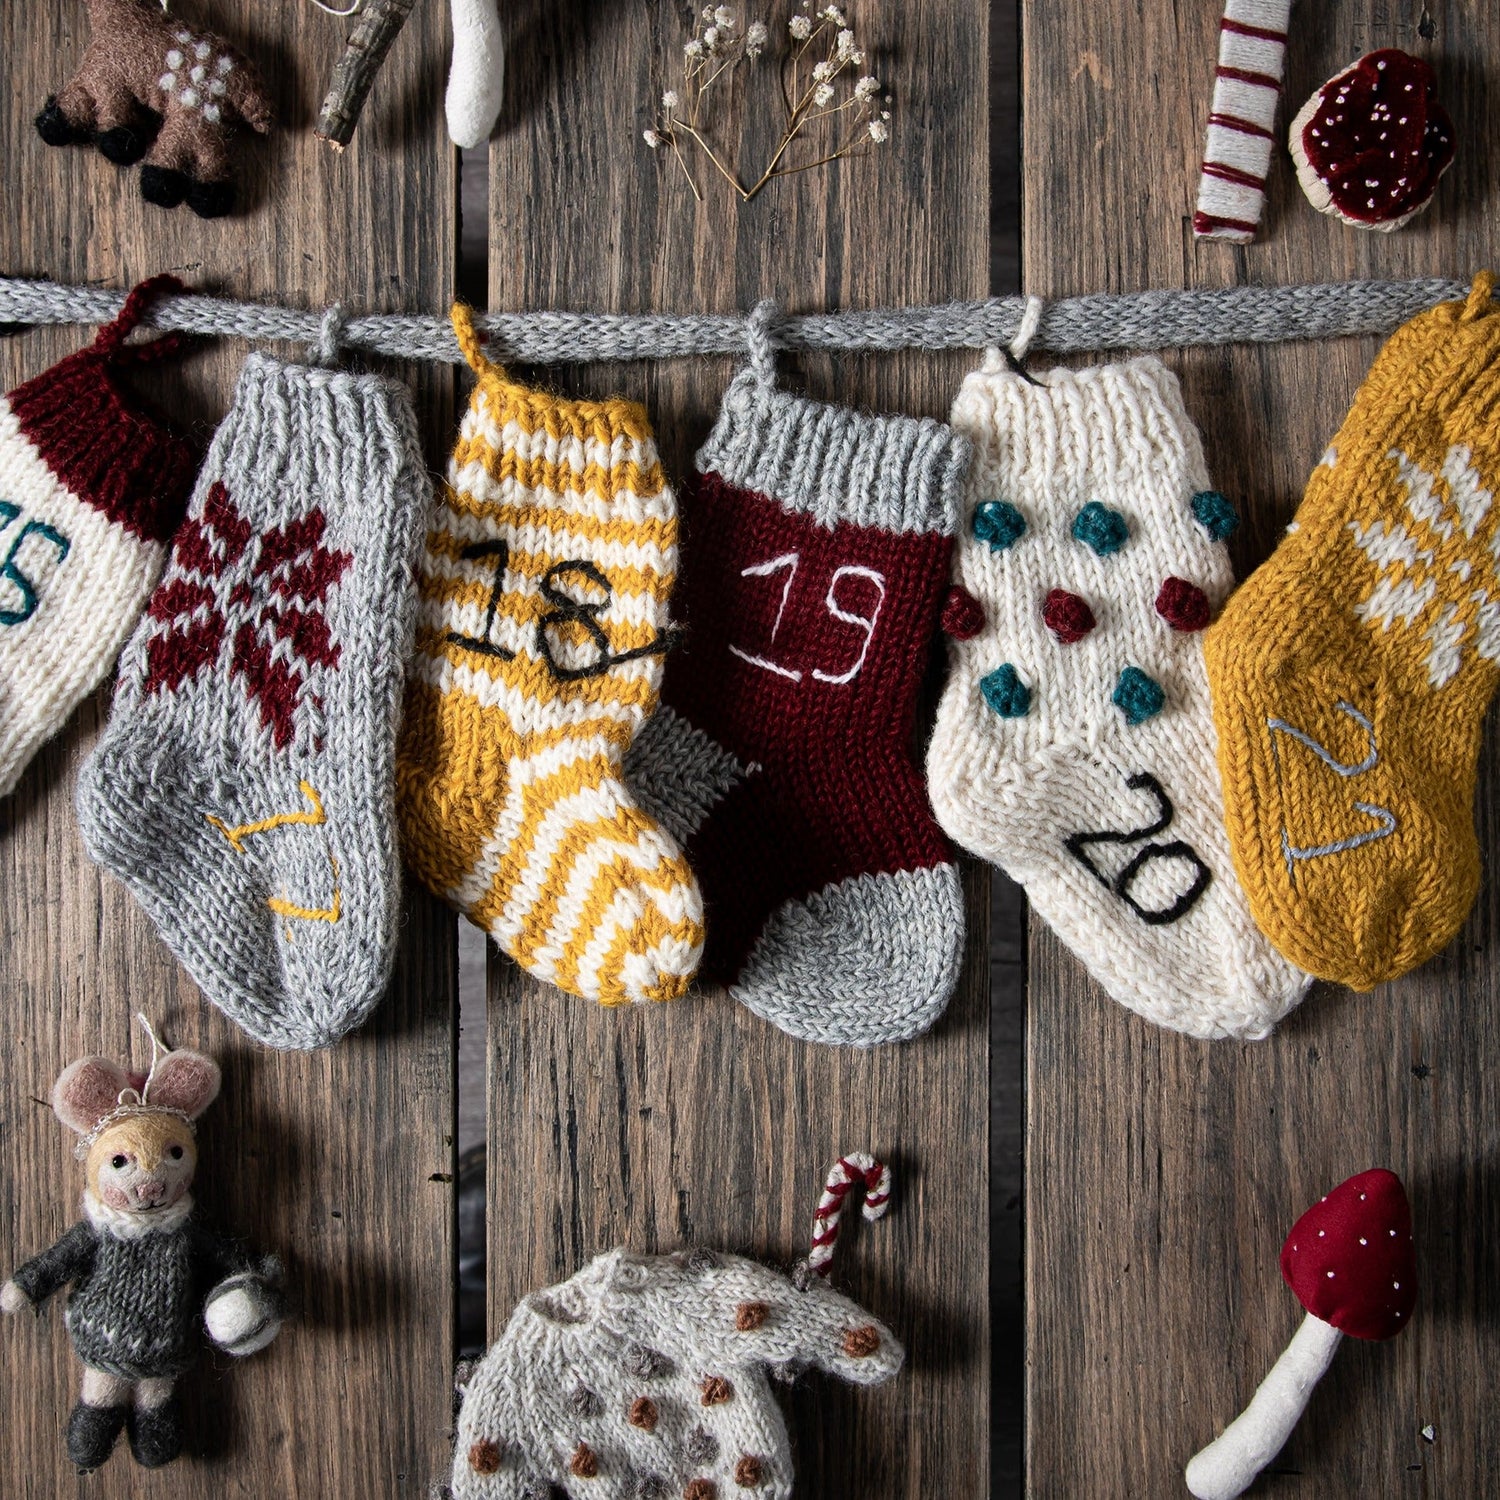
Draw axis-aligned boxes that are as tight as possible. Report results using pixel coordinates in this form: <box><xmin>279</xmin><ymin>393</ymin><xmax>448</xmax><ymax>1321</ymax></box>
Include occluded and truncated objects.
<box><xmin>450</xmin><ymin>1247</ymin><xmax>903</xmax><ymax>1500</ymax></box>
<box><xmin>0</xmin><ymin>277</ymin><xmax>197</xmax><ymax>798</ymax></box>
<box><xmin>624</xmin><ymin>364</ymin><xmax>971</xmax><ymax>1046</ymax></box>
<box><xmin>927</xmin><ymin>354</ymin><xmax>1309</xmax><ymax>1040</ymax></box>
<box><xmin>77</xmin><ymin>353</ymin><xmax>429</xmax><ymax>1049</ymax></box>
<box><xmin>396</xmin><ymin>307</ymin><xmax>703</xmax><ymax>1006</ymax></box>
<box><xmin>1205</xmin><ymin>273</ymin><xmax>1500</xmax><ymax>990</ymax></box>
<box><xmin>446</xmin><ymin>0</ymin><xmax>505</xmax><ymax>148</ymax></box>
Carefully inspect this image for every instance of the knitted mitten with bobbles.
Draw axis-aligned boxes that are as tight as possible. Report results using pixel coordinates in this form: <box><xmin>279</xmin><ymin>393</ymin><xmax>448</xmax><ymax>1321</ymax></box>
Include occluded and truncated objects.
<box><xmin>77</xmin><ymin>352</ymin><xmax>430</xmax><ymax>1049</ymax></box>
<box><xmin>926</xmin><ymin>353</ymin><xmax>1309</xmax><ymax>1040</ymax></box>
<box><xmin>0</xmin><ymin>276</ymin><xmax>197</xmax><ymax>798</ymax></box>
<box><xmin>625</xmin><ymin>333</ymin><xmax>972</xmax><ymax>1046</ymax></box>
<box><xmin>397</xmin><ymin>306</ymin><xmax>704</xmax><ymax>1007</ymax></box>
<box><xmin>1205</xmin><ymin>273</ymin><xmax>1500</xmax><ymax>990</ymax></box>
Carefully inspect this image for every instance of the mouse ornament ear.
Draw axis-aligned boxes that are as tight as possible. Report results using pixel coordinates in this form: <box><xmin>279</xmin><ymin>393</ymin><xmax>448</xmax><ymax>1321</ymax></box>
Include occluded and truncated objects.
<box><xmin>145</xmin><ymin>1050</ymin><xmax>222</xmax><ymax>1120</ymax></box>
<box><xmin>51</xmin><ymin>1058</ymin><xmax>133</xmax><ymax>1135</ymax></box>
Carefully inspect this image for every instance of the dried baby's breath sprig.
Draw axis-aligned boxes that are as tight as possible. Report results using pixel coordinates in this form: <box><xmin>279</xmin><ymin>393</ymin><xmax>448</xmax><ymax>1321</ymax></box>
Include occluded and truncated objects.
<box><xmin>645</xmin><ymin>1</ymin><xmax>892</xmax><ymax>203</ymax></box>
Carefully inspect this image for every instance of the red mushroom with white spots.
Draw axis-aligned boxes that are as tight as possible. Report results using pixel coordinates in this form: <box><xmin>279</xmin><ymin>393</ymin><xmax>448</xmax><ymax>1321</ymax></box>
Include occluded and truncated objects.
<box><xmin>1185</xmin><ymin>1169</ymin><xmax>1417</xmax><ymax>1500</ymax></box>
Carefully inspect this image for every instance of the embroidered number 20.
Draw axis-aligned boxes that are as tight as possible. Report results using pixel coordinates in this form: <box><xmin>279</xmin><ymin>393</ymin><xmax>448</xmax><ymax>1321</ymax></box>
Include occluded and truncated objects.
<box><xmin>1064</xmin><ymin>772</ymin><xmax>1212</xmax><ymax>926</ymax></box>
<box><xmin>728</xmin><ymin>552</ymin><xmax>888</xmax><ymax>685</ymax></box>
<box><xmin>0</xmin><ymin>501</ymin><xmax>72</xmax><ymax>628</ymax></box>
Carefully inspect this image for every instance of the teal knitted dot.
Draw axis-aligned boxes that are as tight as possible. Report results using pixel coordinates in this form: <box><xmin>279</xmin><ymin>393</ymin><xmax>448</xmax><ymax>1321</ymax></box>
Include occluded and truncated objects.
<box><xmin>1072</xmin><ymin>502</ymin><xmax>1129</xmax><ymax>556</ymax></box>
<box><xmin>1192</xmin><ymin>490</ymin><xmax>1240</xmax><ymax>542</ymax></box>
<box><xmin>981</xmin><ymin>663</ymin><xmax>1031</xmax><ymax>718</ymax></box>
<box><xmin>973</xmin><ymin>500</ymin><xmax>1027</xmax><ymax>552</ymax></box>
<box><xmin>1113</xmin><ymin>666</ymin><xmax>1165</xmax><ymax>725</ymax></box>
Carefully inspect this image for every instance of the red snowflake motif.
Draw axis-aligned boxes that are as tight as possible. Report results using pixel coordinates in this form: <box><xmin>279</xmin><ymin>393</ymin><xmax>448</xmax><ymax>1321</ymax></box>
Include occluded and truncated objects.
<box><xmin>145</xmin><ymin>482</ymin><xmax>353</xmax><ymax>749</ymax></box>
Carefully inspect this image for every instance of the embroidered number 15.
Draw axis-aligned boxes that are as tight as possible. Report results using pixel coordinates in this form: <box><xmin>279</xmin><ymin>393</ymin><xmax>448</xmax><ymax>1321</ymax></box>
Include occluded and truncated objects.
<box><xmin>0</xmin><ymin>501</ymin><xmax>72</xmax><ymax>628</ymax></box>
<box><xmin>728</xmin><ymin>551</ymin><xmax>887</xmax><ymax>686</ymax></box>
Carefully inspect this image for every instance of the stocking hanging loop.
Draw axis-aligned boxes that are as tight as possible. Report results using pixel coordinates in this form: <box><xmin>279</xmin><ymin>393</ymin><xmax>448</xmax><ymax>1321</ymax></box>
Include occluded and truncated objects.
<box><xmin>745</xmin><ymin>298</ymin><xmax>782</xmax><ymax>386</ymax></box>
<box><xmin>92</xmin><ymin>275</ymin><xmax>190</xmax><ymax>365</ymax></box>
<box><xmin>451</xmin><ymin>302</ymin><xmax>500</xmax><ymax>378</ymax></box>
<box><xmin>310</xmin><ymin>304</ymin><xmax>349</xmax><ymax>367</ymax></box>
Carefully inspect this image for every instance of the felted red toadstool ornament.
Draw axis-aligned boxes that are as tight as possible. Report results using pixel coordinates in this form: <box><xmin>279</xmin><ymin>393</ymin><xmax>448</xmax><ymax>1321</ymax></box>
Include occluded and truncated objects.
<box><xmin>1289</xmin><ymin>50</ymin><xmax>1455</xmax><ymax>231</ymax></box>
<box><xmin>1185</xmin><ymin>1169</ymin><xmax>1417</xmax><ymax>1500</ymax></box>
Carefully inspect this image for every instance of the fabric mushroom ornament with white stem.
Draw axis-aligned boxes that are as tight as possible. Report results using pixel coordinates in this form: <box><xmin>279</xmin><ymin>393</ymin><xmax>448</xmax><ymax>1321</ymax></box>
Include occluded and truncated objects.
<box><xmin>1185</xmin><ymin>1169</ymin><xmax>1417</xmax><ymax>1500</ymax></box>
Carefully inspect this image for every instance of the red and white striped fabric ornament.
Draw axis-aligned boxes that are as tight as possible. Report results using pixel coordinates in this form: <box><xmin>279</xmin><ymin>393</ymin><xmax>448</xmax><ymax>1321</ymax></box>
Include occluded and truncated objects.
<box><xmin>808</xmin><ymin>1152</ymin><xmax>891</xmax><ymax>1277</ymax></box>
<box><xmin>1193</xmin><ymin>0</ymin><xmax>1292</xmax><ymax>242</ymax></box>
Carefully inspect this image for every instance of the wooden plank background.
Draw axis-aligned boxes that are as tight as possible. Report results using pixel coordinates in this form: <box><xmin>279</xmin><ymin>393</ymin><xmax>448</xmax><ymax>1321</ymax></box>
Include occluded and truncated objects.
<box><xmin>1023</xmin><ymin>0</ymin><xmax>1500</xmax><ymax>1494</ymax></box>
<box><xmin>485</xmin><ymin>3</ymin><xmax>992</xmax><ymax>1497</ymax></box>
<box><xmin>0</xmin><ymin>3</ymin><xmax>459</xmax><ymax>1496</ymax></box>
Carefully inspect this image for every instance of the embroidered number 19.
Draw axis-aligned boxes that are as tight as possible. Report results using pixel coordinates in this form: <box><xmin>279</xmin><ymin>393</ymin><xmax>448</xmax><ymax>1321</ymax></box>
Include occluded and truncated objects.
<box><xmin>0</xmin><ymin>501</ymin><xmax>72</xmax><ymax>628</ymax></box>
<box><xmin>728</xmin><ymin>552</ymin><xmax>888</xmax><ymax>686</ymax></box>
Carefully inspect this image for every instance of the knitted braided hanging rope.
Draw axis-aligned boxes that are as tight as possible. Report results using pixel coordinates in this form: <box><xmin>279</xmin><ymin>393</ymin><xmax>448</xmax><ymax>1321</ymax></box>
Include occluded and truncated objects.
<box><xmin>0</xmin><ymin>273</ymin><xmax>1476</xmax><ymax>364</ymax></box>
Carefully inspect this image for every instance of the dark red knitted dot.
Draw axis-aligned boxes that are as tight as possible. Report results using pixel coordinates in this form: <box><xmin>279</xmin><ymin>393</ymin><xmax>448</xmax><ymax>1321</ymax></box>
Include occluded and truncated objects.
<box><xmin>1041</xmin><ymin>589</ymin><xmax>1096</xmax><ymax>644</ymax></box>
<box><xmin>940</xmin><ymin>584</ymin><xmax>986</xmax><ymax>640</ymax></box>
<box><xmin>1155</xmin><ymin>577</ymin><xmax>1212</xmax><ymax>632</ymax></box>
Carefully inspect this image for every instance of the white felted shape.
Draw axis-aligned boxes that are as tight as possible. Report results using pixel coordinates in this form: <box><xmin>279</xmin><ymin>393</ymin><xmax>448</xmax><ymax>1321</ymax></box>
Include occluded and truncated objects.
<box><xmin>0</xmin><ymin>398</ymin><xmax>166</xmax><ymax>797</ymax></box>
<box><xmin>927</xmin><ymin>355</ymin><xmax>1310</xmax><ymax>1039</ymax></box>
<box><xmin>204</xmin><ymin>1273</ymin><xmax>282</xmax><ymax>1356</ymax></box>
<box><xmin>446</xmin><ymin>0</ymin><xmax>505</xmax><ymax>148</ymax></box>
<box><xmin>451</xmin><ymin>1247</ymin><xmax>903</xmax><ymax>1500</ymax></box>
<box><xmin>1185</xmin><ymin>1313</ymin><xmax>1342</xmax><ymax>1499</ymax></box>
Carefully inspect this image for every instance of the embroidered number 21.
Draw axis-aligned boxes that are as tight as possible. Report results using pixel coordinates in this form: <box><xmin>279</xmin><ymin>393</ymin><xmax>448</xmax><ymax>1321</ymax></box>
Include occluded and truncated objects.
<box><xmin>0</xmin><ymin>501</ymin><xmax>72</xmax><ymax>628</ymax></box>
<box><xmin>728</xmin><ymin>552</ymin><xmax>887</xmax><ymax>685</ymax></box>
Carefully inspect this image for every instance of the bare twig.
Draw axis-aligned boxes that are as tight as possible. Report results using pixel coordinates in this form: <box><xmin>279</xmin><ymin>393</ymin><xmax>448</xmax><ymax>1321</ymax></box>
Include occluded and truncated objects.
<box><xmin>314</xmin><ymin>0</ymin><xmax>418</xmax><ymax>150</ymax></box>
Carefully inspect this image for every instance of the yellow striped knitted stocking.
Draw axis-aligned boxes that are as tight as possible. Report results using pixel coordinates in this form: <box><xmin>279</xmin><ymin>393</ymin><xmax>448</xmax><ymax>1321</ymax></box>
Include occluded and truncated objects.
<box><xmin>396</xmin><ymin>307</ymin><xmax>703</xmax><ymax>1004</ymax></box>
<box><xmin>1205</xmin><ymin>273</ymin><xmax>1500</xmax><ymax>989</ymax></box>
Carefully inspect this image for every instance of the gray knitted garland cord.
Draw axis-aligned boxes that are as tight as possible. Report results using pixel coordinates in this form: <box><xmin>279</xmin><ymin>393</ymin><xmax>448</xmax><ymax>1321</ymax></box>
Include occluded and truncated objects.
<box><xmin>0</xmin><ymin>273</ymin><xmax>1474</xmax><ymax>364</ymax></box>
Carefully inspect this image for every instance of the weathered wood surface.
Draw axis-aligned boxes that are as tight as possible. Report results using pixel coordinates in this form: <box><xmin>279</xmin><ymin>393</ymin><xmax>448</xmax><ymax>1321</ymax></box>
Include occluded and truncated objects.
<box><xmin>1023</xmin><ymin>0</ymin><xmax>1500</xmax><ymax>1494</ymax></box>
<box><xmin>0</xmin><ymin>2</ymin><xmax>458</xmax><ymax>1495</ymax></box>
<box><xmin>486</xmin><ymin>3</ymin><xmax>991</xmax><ymax>1495</ymax></box>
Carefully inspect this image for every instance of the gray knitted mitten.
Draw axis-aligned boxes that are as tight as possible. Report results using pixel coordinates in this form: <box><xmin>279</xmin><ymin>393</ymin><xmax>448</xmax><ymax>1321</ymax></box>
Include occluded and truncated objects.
<box><xmin>76</xmin><ymin>354</ymin><xmax>429</xmax><ymax>1049</ymax></box>
<box><xmin>451</xmin><ymin>1247</ymin><xmax>903</xmax><ymax>1499</ymax></box>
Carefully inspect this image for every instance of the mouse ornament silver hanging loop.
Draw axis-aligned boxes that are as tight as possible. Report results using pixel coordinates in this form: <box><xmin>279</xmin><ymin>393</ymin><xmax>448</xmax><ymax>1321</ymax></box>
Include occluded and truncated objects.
<box><xmin>1</xmin><ymin>1016</ymin><xmax>286</xmax><ymax>1474</ymax></box>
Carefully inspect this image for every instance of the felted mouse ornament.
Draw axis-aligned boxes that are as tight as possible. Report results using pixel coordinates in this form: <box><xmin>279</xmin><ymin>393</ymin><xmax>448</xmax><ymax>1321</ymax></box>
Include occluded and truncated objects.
<box><xmin>35</xmin><ymin>0</ymin><xmax>273</xmax><ymax>218</ymax></box>
<box><xmin>1</xmin><ymin>1020</ymin><xmax>285</xmax><ymax>1473</ymax></box>
<box><xmin>448</xmin><ymin>1155</ymin><xmax>900</xmax><ymax>1499</ymax></box>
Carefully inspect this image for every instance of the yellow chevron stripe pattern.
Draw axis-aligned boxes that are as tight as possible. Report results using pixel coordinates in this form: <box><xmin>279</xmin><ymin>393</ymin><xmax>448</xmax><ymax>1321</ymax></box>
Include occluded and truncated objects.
<box><xmin>396</xmin><ymin>305</ymin><xmax>704</xmax><ymax>1004</ymax></box>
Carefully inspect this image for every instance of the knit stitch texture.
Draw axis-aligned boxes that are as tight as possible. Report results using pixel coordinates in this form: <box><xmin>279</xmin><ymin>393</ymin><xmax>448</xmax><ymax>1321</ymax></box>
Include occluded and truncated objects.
<box><xmin>927</xmin><ymin>354</ymin><xmax>1309</xmax><ymax>1039</ymax></box>
<box><xmin>77</xmin><ymin>353</ymin><xmax>428</xmax><ymax>1048</ymax></box>
<box><xmin>0</xmin><ymin>281</ymin><xmax>197</xmax><ymax>797</ymax></box>
<box><xmin>1205</xmin><ymin>272</ymin><xmax>1500</xmax><ymax>988</ymax></box>
<box><xmin>398</xmin><ymin>307</ymin><xmax>703</xmax><ymax>1006</ymax></box>
<box><xmin>450</xmin><ymin>1247</ymin><xmax>903</xmax><ymax>1500</ymax></box>
<box><xmin>626</xmin><ymin>368</ymin><xmax>971</xmax><ymax>1045</ymax></box>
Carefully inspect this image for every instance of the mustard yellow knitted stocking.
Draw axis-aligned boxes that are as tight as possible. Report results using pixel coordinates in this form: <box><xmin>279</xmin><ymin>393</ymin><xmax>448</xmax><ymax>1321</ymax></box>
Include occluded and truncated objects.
<box><xmin>1205</xmin><ymin>273</ymin><xmax>1500</xmax><ymax>989</ymax></box>
<box><xmin>396</xmin><ymin>307</ymin><xmax>703</xmax><ymax>1005</ymax></box>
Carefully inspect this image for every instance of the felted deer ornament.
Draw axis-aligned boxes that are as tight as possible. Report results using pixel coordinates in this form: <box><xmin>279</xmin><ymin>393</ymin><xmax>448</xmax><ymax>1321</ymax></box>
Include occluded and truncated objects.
<box><xmin>1</xmin><ymin>1023</ymin><xmax>285</xmax><ymax>1472</ymax></box>
<box><xmin>36</xmin><ymin>0</ymin><xmax>273</xmax><ymax>218</ymax></box>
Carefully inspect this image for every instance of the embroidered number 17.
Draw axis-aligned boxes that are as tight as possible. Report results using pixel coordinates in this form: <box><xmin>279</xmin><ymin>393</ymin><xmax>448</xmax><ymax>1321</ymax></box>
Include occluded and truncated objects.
<box><xmin>0</xmin><ymin>501</ymin><xmax>72</xmax><ymax>628</ymax></box>
<box><xmin>728</xmin><ymin>552</ymin><xmax>887</xmax><ymax>685</ymax></box>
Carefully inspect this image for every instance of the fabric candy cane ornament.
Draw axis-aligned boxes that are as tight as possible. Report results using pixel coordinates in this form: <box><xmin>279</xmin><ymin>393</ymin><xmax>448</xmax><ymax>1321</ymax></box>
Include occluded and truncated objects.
<box><xmin>0</xmin><ymin>276</ymin><xmax>197</xmax><ymax>799</ymax></box>
<box><xmin>1193</xmin><ymin>0</ymin><xmax>1292</xmax><ymax>242</ymax></box>
<box><xmin>926</xmin><ymin>354</ymin><xmax>1309</xmax><ymax>1040</ymax></box>
<box><xmin>624</xmin><ymin>346</ymin><xmax>972</xmax><ymax>1046</ymax></box>
<box><xmin>1205</xmin><ymin>273</ymin><xmax>1500</xmax><ymax>990</ymax></box>
<box><xmin>396</xmin><ymin>307</ymin><xmax>703</xmax><ymax>1006</ymax></box>
<box><xmin>450</xmin><ymin>1155</ymin><xmax>901</xmax><ymax>1500</ymax></box>
<box><xmin>76</xmin><ymin>351</ymin><xmax>430</xmax><ymax>1049</ymax></box>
